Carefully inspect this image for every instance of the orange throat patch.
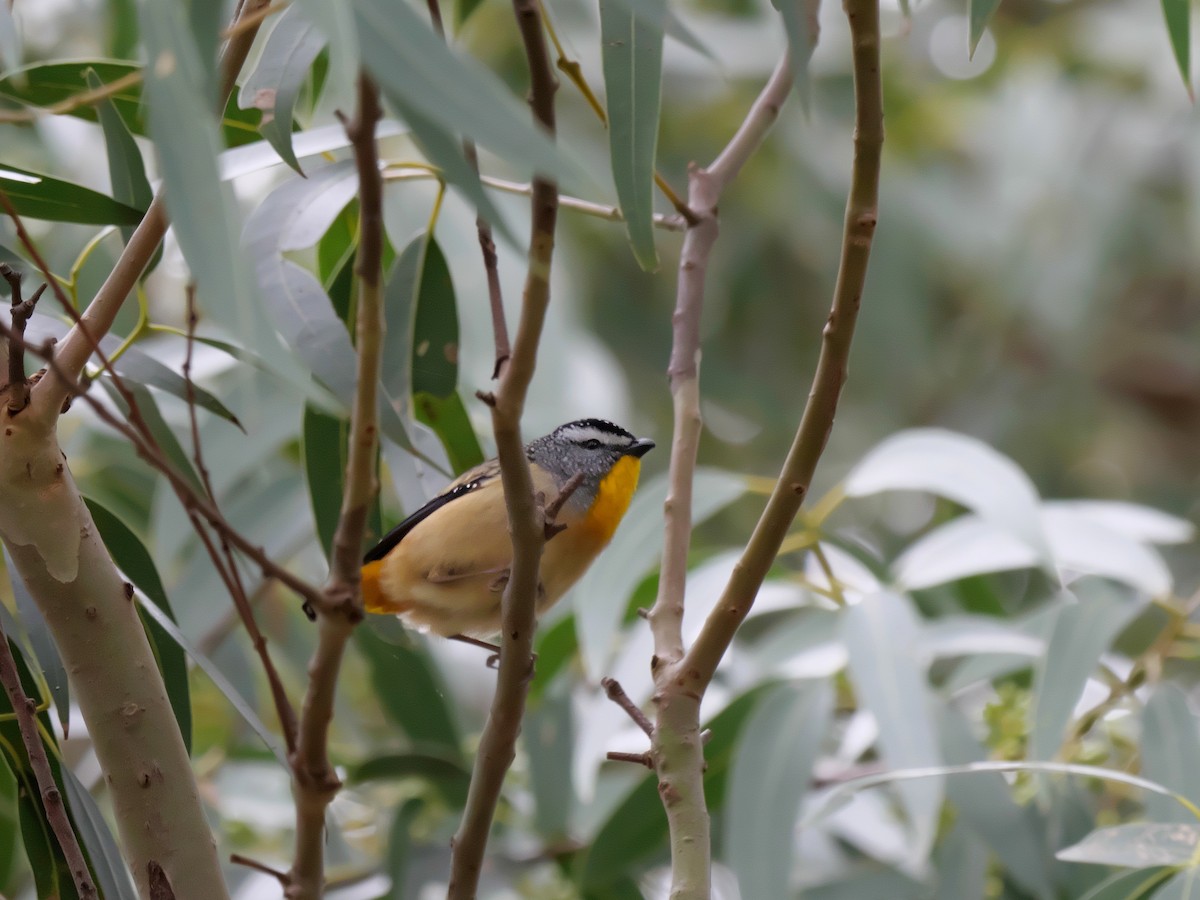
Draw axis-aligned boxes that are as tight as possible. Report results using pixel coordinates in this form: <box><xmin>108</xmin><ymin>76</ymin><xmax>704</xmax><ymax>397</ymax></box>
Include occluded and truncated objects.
<box><xmin>581</xmin><ymin>455</ymin><xmax>642</xmax><ymax>543</ymax></box>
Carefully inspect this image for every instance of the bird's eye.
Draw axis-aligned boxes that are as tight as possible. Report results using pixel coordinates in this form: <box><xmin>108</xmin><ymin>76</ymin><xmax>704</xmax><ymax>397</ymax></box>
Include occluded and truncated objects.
<box><xmin>582</xmin><ymin>439</ymin><xmax>602</xmax><ymax>450</ymax></box>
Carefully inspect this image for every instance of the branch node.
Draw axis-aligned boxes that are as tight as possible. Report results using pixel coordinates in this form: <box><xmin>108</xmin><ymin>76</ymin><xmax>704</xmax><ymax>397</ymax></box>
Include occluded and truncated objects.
<box><xmin>600</xmin><ymin>676</ymin><xmax>654</xmax><ymax>738</ymax></box>
<box><xmin>475</xmin><ymin>389</ymin><xmax>497</xmax><ymax>407</ymax></box>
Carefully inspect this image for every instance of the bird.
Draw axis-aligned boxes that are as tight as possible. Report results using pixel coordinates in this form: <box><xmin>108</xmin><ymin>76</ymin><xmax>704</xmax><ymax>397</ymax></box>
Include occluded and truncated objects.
<box><xmin>361</xmin><ymin>418</ymin><xmax>655</xmax><ymax>637</ymax></box>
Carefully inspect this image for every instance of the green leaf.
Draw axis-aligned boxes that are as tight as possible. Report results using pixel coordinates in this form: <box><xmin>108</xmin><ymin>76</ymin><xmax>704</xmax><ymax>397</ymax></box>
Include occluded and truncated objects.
<box><xmin>290</xmin><ymin>0</ymin><xmax>358</xmax><ymax>108</ymax></box>
<box><xmin>413</xmin><ymin>393</ymin><xmax>484</xmax><ymax>474</ymax></box>
<box><xmin>529</xmin><ymin>613</ymin><xmax>578</xmax><ymax>701</ymax></box>
<box><xmin>582</xmin><ymin>688</ymin><xmax>763</xmax><ymax>888</ymax></box>
<box><xmin>1160</xmin><ymin>0</ymin><xmax>1192</xmax><ymax>97</ymax></box>
<box><xmin>599</xmin><ymin>0</ymin><xmax>663</xmax><ymax>271</ymax></box>
<box><xmin>350</xmin><ymin>752</ymin><xmax>471</xmax><ymax>806</ymax></box>
<box><xmin>1149</xmin><ymin>869</ymin><xmax>1200</xmax><ymax>899</ymax></box>
<box><xmin>377</xmin><ymin>798</ymin><xmax>422</xmax><ymax>899</ymax></box>
<box><xmin>455</xmin><ymin>0</ymin><xmax>488</xmax><ymax>28</ymax></box>
<box><xmin>61</xmin><ymin>767</ymin><xmax>137</xmax><ymax>900</ymax></box>
<box><xmin>112</xmin><ymin>345</ymin><xmax>242</xmax><ymax>427</ymax></box>
<box><xmin>893</xmin><ymin>515</ymin><xmax>1039</xmax><ymax>590</ymax></box>
<box><xmin>357</xmin><ymin>618</ymin><xmax>462</xmax><ymax>759</ymax></box>
<box><xmin>410</xmin><ymin>238</ymin><xmax>459</xmax><ymax>399</ymax></box>
<box><xmin>573</xmin><ymin>468</ymin><xmax>746</xmax><ymax>678</ymax></box>
<box><xmin>303</xmin><ymin>405</ymin><xmax>346</xmax><ymax>557</ymax></box>
<box><xmin>133</xmin><ymin>594</ymin><xmax>289</xmax><ymax>768</ymax></box>
<box><xmin>1029</xmin><ymin>582</ymin><xmax>1139</xmax><ymax>761</ymax></box>
<box><xmin>726</xmin><ymin>680</ymin><xmax>833</xmax><ymax>899</ymax></box>
<box><xmin>0</xmin><ymin>752</ymin><xmax>19</xmax><ymax>889</ymax></box>
<box><xmin>843</xmin><ymin>591</ymin><xmax>942</xmax><ymax>861</ymax></box>
<box><xmin>86</xmin><ymin>65</ymin><xmax>155</xmax><ymax>256</ymax></box>
<box><xmin>1142</xmin><ymin>684</ymin><xmax>1200</xmax><ymax>825</ymax></box>
<box><xmin>85</xmin><ymin>499</ymin><xmax>192</xmax><ymax>754</ymax></box>
<box><xmin>1079</xmin><ymin>868</ymin><xmax>1174</xmax><ymax>900</ymax></box>
<box><xmin>934</xmin><ymin>827</ymin><xmax>989</xmax><ymax>900</ymax></box>
<box><xmin>968</xmin><ymin>0</ymin><xmax>1002</xmax><ymax>58</ymax></box>
<box><xmin>107</xmin><ymin>0</ymin><xmax>138</xmax><ymax>59</ymax></box>
<box><xmin>845</xmin><ymin>429</ymin><xmax>1051</xmax><ymax>564</ymax></box>
<box><xmin>1058</xmin><ymin>823</ymin><xmax>1200</xmax><ymax>868</ymax></box>
<box><xmin>0</xmin><ymin>60</ymin><xmax>262</xmax><ymax>146</ymax></box>
<box><xmin>352</xmin><ymin>0</ymin><xmax>579</xmax><ymax>184</ymax></box>
<box><xmin>0</xmin><ymin>163</ymin><xmax>143</xmax><ymax>225</ymax></box>
<box><xmin>3</xmin><ymin>548</ymin><xmax>69</xmax><ymax>736</ymax></box>
<box><xmin>239</xmin><ymin>5</ymin><xmax>328</xmax><ymax>173</ymax></box>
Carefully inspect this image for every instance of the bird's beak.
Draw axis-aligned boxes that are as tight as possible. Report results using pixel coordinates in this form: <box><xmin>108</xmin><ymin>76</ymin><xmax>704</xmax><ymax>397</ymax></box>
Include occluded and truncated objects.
<box><xmin>626</xmin><ymin>438</ymin><xmax>656</xmax><ymax>458</ymax></box>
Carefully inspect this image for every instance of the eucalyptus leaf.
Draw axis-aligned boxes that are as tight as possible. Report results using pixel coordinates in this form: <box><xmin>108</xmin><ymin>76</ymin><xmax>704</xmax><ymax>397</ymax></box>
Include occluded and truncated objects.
<box><xmin>86</xmin><ymin>67</ymin><xmax>152</xmax><ymax>249</ymax></box>
<box><xmin>3</xmin><ymin>547</ymin><xmax>69</xmax><ymax>735</ymax></box>
<box><xmin>969</xmin><ymin>0</ymin><xmax>1002</xmax><ymax>57</ymax></box>
<box><xmin>239</xmin><ymin>5</ymin><xmax>328</xmax><ymax>173</ymax></box>
<box><xmin>843</xmin><ymin>591</ymin><xmax>942</xmax><ymax>861</ymax></box>
<box><xmin>1155</xmin><ymin>869</ymin><xmax>1200</xmax><ymax>900</ymax></box>
<box><xmin>726</xmin><ymin>680</ymin><xmax>833</xmax><ymax>899</ymax></box>
<box><xmin>0</xmin><ymin>163</ymin><xmax>143</xmax><ymax>225</ymax></box>
<box><xmin>599</xmin><ymin>0</ymin><xmax>663</xmax><ymax>271</ymax></box>
<box><xmin>61</xmin><ymin>766</ymin><xmax>138</xmax><ymax>900</ymax></box>
<box><xmin>1142</xmin><ymin>684</ymin><xmax>1200</xmax><ymax>825</ymax></box>
<box><xmin>1029</xmin><ymin>582</ymin><xmax>1140</xmax><ymax>761</ymax></box>
<box><xmin>1079</xmin><ymin>868</ymin><xmax>1173</xmax><ymax>900</ymax></box>
<box><xmin>1159</xmin><ymin>0</ymin><xmax>1191</xmax><ymax>96</ymax></box>
<box><xmin>845</xmin><ymin>429</ymin><xmax>1050</xmax><ymax>563</ymax></box>
<box><xmin>893</xmin><ymin>514</ymin><xmax>1038</xmax><ymax>590</ymax></box>
<box><xmin>1057</xmin><ymin>822</ymin><xmax>1200</xmax><ymax>868</ymax></box>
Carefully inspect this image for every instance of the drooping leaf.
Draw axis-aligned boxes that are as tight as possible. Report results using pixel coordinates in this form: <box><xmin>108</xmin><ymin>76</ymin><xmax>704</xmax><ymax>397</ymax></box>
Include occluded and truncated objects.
<box><xmin>968</xmin><ymin>0</ymin><xmax>1002</xmax><ymax>58</ymax></box>
<box><xmin>0</xmin><ymin>60</ymin><xmax>262</xmax><ymax>146</ymax></box>
<box><xmin>726</xmin><ymin>680</ymin><xmax>833</xmax><ymax>899</ymax></box>
<box><xmin>1043</xmin><ymin>501</ymin><xmax>1195</xmax><ymax>545</ymax></box>
<box><xmin>525</xmin><ymin>684</ymin><xmax>576</xmax><ymax>839</ymax></box>
<box><xmin>1160</xmin><ymin>0</ymin><xmax>1192</xmax><ymax>97</ymax></box>
<box><xmin>599</xmin><ymin>0</ymin><xmax>663</xmax><ymax>271</ymax></box>
<box><xmin>573</xmin><ymin>468</ymin><xmax>746</xmax><ymax>677</ymax></box>
<box><xmin>3</xmin><ymin>549</ymin><xmax>69</xmax><ymax>735</ymax></box>
<box><xmin>141</xmin><ymin>3</ymin><xmax>312</xmax><ymax>391</ymax></box>
<box><xmin>845</xmin><ymin>429</ymin><xmax>1051</xmax><ymax>564</ymax></box>
<box><xmin>85</xmin><ymin>499</ymin><xmax>192</xmax><ymax>754</ymax></box>
<box><xmin>0</xmin><ymin>2</ymin><xmax>20</xmax><ymax>72</ymax></box>
<box><xmin>778</xmin><ymin>0</ymin><xmax>820</xmax><ymax>108</ymax></box>
<box><xmin>238</xmin><ymin>5</ymin><xmax>328</xmax><ymax>173</ymax></box>
<box><xmin>1029</xmin><ymin>582</ymin><xmax>1140</xmax><ymax>761</ymax></box>
<box><xmin>61</xmin><ymin>766</ymin><xmax>137</xmax><ymax>900</ymax></box>
<box><xmin>303</xmin><ymin>405</ymin><xmax>346</xmax><ymax>558</ymax></box>
<box><xmin>1142</xmin><ymin>684</ymin><xmax>1200</xmax><ymax>825</ymax></box>
<box><xmin>0</xmin><ymin>163</ymin><xmax>143</xmax><ymax>225</ymax></box>
<box><xmin>934</xmin><ymin>827</ymin><xmax>989</xmax><ymax>900</ymax></box>
<box><xmin>893</xmin><ymin>515</ymin><xmax>1039</xmax><ymax>590</ymax></box>
<box><xmin>356</xmin><ymin>618</ymin><xmax>462</xmax><ymax>759</ymax></box>
<box><xmin>1042</xmin><ymin>506</ymin><xmax>1174</xmax><ymax>597</ymax></box>
<box><xmin>290</xmin><ymin>0</ymin><xmax>358</xmax><ymax>110</ymax></box>
<box><xmin>601</xmin><ymin>0</ymin><xmax>714</xmax><ymax>59</ymax></box>
<box><xmin>352</xmin><ymin>0</ymin><xmax>579</xmax><ymax>184</ymax></box>
<box><xmin>109</xmin><ymin>344</ymin><xmax>241</xmax><ymax>427</ymax></box>
<box><xmin>1153</xmin><ymin>869</ymin><xmax>1200</xmax><ymax>899</ymax></box>
<box><xmin>843</xmin><ymin>591</ymin><xmax>942</xmax><ymax>861</ymax></box>
<box><xmin>97</xmin><ymin>378</ymin><xmax>204</xmax><ymax>495</ymax></box>
<box><xmin>86</xmin><ymin>67</ymin><xmax>153</xmax><ymax>250</ymax></box>
<box><xmin>1057</xmin><ymin>823</ymin><xmax>1200</xmax><ymax>868</ymax></box>
<box><xmin>133</xmin><ymin>595</ymin><xmax>289</xmax><ymax>768</ymax></box>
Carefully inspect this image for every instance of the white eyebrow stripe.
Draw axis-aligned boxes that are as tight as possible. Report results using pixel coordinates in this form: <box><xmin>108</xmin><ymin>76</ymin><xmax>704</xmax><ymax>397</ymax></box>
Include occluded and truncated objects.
<box><xmin>556</xmin><ymin>424</ymin><xmax>630</xmax><ymax>446</ymax></box>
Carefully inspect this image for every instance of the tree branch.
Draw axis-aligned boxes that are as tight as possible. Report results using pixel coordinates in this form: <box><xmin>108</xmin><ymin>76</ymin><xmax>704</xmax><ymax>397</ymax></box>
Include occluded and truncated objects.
<box><xmin>287</xmin><ymin>72</ymin><xmax>384</xmax><ymax>900</ymax></box>
<box><xmin>446</xmin><ymin>0</ymin><xmax>559</xmax><ymax>894</ymax></box>
<box><xmin>0</xmin><ymin>264</ymin><xmax>45</xmax><ymax>414</ymax></box>
<box><xmin>0</xmin><ymin>621</ymin><xmax>96</xmax><ymax>899</ymax></box>
<box><xmin>686</xmin><ymin>0</ymin><xmax>882</xmax><ymax>688</ymax></box>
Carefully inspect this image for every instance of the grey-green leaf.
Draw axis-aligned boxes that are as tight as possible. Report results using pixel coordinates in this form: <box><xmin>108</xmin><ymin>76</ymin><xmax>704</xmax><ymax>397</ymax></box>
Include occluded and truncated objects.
<box><xmin>1079</xmin><ymin>868</ymin><xmax>1173</xmax><ymax>900</ymax></box>
<box><xmin>1154</xmin><ymin>869</ymin><xmax>1200</xmax><ymax>900</ymax></box>
<box><xmin>87</xmin><ymin>66</ymin><xmax>152</xmax><ymax>250</ymax></box>
<box><xmin>778</xmin><ymin>0</ymin><xmax>819</xmax><ymax>109</ymax></box>
<box><xmin>843</xmin><ymin>591</ymin><xmax>942</xmax><ymax>861</ymax></box>
<box><xmin>726</xmin><ymin>680</ymin><xmax>833</xmax><ymax>899</ymax></box>
<box><xmin>1142</xmin><ymin>684</ymin><xmax>1200</xmax><ymax>824</ymax></box>
<box><xmin>1057</xmin><ymin>823</ymin><xmax>1200</xmax><ymax>868</ymax></box>
<box><xmin>1029</xmin><ymin>583</ymin><xmax>1140</xmax><ymax>761</ymax></box>
<box><xmin>61</xmin><ymin>766</ymin><xmax>138</xmax><ymax>900</ymax></box>
<box><xmin>599</xmin><ymin>0</ymin><xmax>663</xmax><ymax>271</ymax></box>
<box><xmin>3</xmin><ymin>548</ymin><xmax>69</xmax><ymax>736</ymax></box>
<box><xmin>352</xmin><ymin>0</ymin><xmax>578</xmax><ymax>184</ymax></box>
<box><xmin>239</xmin><ymin>5</ymin><xmax>328</xmax><ymax>174</ymax></box>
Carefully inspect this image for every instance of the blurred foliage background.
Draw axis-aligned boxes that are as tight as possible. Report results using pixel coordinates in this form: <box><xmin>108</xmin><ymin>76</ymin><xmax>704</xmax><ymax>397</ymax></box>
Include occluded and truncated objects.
<box><xmin>0</xmin><ymin>0</ymin><xmax>1198</xmax><ymax>896</ymax></box>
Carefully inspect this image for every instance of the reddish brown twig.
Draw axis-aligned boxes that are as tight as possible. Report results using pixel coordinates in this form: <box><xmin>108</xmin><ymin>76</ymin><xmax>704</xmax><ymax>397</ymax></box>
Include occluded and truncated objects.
<box><xmin>0</xmin><ymin>620</ymin><xmax>96</xmax><ymax>898</ymax></box>
<box><xmin>0</xmin><ymin>264</ymin><xmax>45</xmax><ymax>413</ymax></box>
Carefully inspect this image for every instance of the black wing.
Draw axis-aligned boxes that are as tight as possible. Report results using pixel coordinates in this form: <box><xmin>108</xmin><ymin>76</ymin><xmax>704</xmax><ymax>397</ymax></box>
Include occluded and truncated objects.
<box><xmin>362</xmin><ymin>467</ymin><xmax>494</xmax><ymax>564</ymax></box>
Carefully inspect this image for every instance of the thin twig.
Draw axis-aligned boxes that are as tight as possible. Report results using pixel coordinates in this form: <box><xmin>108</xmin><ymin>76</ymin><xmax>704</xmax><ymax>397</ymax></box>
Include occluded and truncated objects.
<box><xmin>230</xmin><ymin>853</ymin><xmax>290</xmax><ymax>886</ymax></box>
<box><xmin>382</xmin><ymin>168</ymin><xmax>686</xmax><ymax>231</ymax></box>
<box><xmin>601</xmin><ymin>676</ymin><xmax>653</xmax><ymax>737</ymax></box>
<box><xmin>0</xmin><ymin>619</ymin><xmax>97</xmax><ymax>898</ymax></box>
<box><xmin>446</xmin><ymin>0</ymin><xmax>560</xmax><ymax>894</ymax></box>
<box><xmin>287</xmin><ymin>72</ymin><xmax>385</xmax><ymax>900</ymax></box>
<box><xmin>0</xmin><ymin>264</ymin><xmax>45</xmax><ymax>413</ymax></box>
<box><xmin>180</xmin><ymin>288</ymin><xmax>298</xmax><ymax>753</ymax></box>
<box><xmin>607</xmin><ymin>750</ymin><xmax>654</xmax><ymax>768</ymax></box>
